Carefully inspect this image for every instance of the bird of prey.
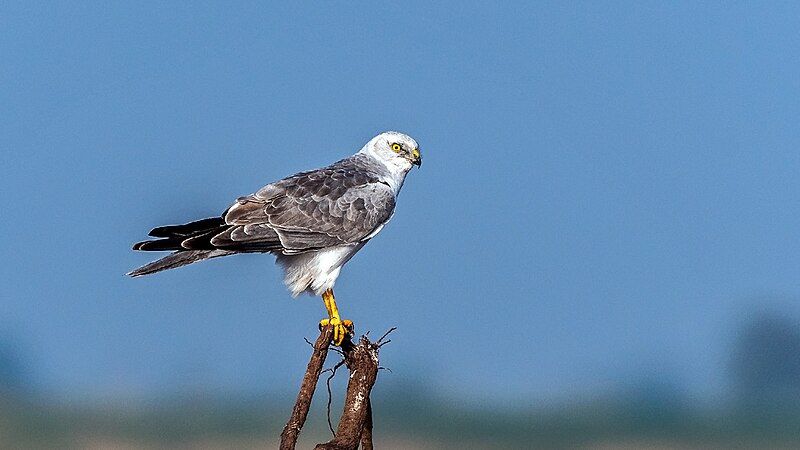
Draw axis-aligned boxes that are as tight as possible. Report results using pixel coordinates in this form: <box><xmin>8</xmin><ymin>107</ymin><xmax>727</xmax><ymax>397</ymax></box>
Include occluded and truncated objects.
<box><xmin>129</xmin><ymin>131</ymin><xmax>421</xmax><ymax>345</ymax></box>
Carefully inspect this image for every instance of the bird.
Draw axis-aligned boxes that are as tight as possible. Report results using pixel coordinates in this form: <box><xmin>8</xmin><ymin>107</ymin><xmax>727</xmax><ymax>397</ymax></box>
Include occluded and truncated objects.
<box><xmin>128</xmin><ymin>131</ymin><xmax>422</xmax><ymax>345</ymax></box>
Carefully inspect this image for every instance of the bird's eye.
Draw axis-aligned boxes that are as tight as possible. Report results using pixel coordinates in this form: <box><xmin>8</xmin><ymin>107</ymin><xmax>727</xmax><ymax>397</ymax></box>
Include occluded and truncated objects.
<box><xmin>391</xmin><ymin>143</ymin><xmax>402</xmax><ymax>153</ymax></box>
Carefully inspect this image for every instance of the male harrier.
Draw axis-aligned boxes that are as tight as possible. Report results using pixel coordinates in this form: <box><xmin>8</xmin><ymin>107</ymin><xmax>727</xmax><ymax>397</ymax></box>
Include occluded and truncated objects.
<box><xmin>129</xmin><ymin>131</ymin><xmax>421</xmax><ymax>345</ymax></box>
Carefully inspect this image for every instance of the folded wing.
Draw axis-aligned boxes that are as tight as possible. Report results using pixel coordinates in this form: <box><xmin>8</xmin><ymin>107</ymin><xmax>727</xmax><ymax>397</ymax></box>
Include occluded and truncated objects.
<box><xmin>132</xmin><ymin>163</ymin><xmax>396</xmax><ymax>255</ymax></box>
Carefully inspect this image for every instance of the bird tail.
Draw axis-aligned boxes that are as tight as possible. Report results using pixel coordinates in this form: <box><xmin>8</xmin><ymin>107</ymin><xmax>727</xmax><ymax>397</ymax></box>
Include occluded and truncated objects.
<box><xmin>127</xmin><ymin>249</ymin><xmax>234</xmax><ymax>277</ymax></box>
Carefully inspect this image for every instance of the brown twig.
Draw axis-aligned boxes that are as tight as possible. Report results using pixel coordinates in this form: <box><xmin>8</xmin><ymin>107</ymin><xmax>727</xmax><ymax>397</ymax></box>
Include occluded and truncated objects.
<box><xmin>279</xmin><ymin>326</ymin><xmax>334</xmax><ymax>450</ymax></box>
<box><xmin>325</xmin><ymin>359</ymin><xmax>347</xmax><ymax>436</ymax></box>
<box><xmin>376</xmin><ymin>326</ymin><xmax>396</xmax><ymax>346</ymax></box>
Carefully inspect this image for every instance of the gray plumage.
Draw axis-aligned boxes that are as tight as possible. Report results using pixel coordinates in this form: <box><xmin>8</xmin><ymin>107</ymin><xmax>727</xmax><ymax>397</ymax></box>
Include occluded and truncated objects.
<box><xmin>129</xmin><ymin>131</ymin><xmax>421</xmax><ymax>296</ymax></box>
<box><xmin>221</xmin><ymin>154</ymin><xmax>396</xmax><ymax>252</ymax></box>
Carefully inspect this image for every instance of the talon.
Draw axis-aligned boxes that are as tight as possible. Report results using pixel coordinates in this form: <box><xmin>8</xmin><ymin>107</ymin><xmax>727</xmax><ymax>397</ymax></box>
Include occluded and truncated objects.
<box><xmin>339</xmin><ymin>319</ymin><xmax>354</xmax><ymax>344</ymax></box>
<box><xmin>319</xmin><ymin>317</ymin><xmax>353</xmax><ymax>346</ymax></box>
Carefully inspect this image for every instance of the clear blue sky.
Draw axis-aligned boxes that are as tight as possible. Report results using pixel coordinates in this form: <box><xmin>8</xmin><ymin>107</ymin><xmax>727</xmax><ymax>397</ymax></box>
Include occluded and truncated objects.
<box><xmin>2</xmin><ymin>1</ymin><xmax>799</xmax><ymax>405</ymax></box>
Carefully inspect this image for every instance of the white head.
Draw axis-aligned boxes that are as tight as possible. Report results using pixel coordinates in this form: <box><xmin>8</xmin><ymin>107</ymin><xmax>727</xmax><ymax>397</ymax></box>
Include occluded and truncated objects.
<box><xmin>358</xmin><ymin>131</ymin><xmax>422</xmax><ymax>173</ymax></box>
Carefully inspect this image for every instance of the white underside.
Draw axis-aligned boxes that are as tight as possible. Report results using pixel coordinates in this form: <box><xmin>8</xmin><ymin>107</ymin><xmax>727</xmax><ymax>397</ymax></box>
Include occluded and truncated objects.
<box><xmin>275</xmin><ymin>243</ymin><xmax>366</xmax><ymax>297</ymax></box>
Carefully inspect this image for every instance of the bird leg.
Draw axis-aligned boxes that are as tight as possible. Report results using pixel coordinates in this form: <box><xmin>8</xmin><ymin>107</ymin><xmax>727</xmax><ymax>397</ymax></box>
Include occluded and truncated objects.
<box><xmin>319</xmin><ymin>288</ymin><xmax>353</xmax><ymax>346</ymax></box>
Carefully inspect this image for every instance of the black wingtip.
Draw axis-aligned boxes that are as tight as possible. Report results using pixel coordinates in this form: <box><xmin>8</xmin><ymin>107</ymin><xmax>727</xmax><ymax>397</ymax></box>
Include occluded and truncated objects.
<box><xmin>132</xmin><ymin>239</ymin><xmax>183</xmax><ymax>251</ymax></box>
<box><xmin>148</xmin><ymin>217</ymin><xmax>226</xmax><ymax>238</ymax></box>
<box><xmin>148</xmin><ymin>227</ymin><xmax>169</xmax><ymax>238</ymax></box>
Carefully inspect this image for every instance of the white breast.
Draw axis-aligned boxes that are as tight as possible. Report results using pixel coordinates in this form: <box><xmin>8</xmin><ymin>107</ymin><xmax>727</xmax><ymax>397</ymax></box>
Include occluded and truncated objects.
<box><xmin>275</xmin><ymin>243</ymin><xmax>366</xmax><ymax>297</ymax></box>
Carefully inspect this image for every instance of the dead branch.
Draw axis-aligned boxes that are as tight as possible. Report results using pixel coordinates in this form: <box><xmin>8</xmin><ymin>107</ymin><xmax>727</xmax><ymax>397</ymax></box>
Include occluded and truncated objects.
<box><xmin>376</xmin><ymin>327</ymin><xmax>396</xmax><ymax>346</ymax></box>
<box><xmin>279</xmin><ymin>326</ymin><xmax>334</xmax><ymax>450</ymax></box>
<box><xmin>280</xmin><ymin>327</ymin><xmax>386</xmax><ymax>450</ymax></box>
<box><xmin>360</xmin><ymin>398</ymin><xmax>373</xmax><ymax>450</ymax></box>
<box><xmin>315</xmin><ymin>336</ymin><xmax>381</xmax><ymax>450</ymax></box>
<box><xmin>325</xmin><ymin>359</ymin><xmax>346</xmax><ymax>436</ymax></box>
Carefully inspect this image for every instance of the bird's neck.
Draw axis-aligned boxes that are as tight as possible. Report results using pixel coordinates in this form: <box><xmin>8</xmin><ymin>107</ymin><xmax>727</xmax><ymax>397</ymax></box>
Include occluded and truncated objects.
<box><xmin>355</xmin><ymin>150</ymin><xmax>411</xmax><ymax>196</ymax></box>
<box><xmin>381</xmin><ymin>166</ymin><xmax>409</xmax><ymax>195</ymax></box>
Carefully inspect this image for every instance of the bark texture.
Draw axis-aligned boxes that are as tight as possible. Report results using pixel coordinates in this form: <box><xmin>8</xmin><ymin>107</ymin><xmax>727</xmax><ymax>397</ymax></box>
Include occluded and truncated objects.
<box><xmin>280</xmin><ymin>326</ymin><xmax>334</xmax><ymax>449</ymax></box>
<box><xmin>315</xmin><ymin>337</ymin><xmax>380</xmax><ymax>450</ymax></box>
<box><xmin>280</xmin><ymin>327</ymin><xmax>383</xmax><ymax>450</ymax></box>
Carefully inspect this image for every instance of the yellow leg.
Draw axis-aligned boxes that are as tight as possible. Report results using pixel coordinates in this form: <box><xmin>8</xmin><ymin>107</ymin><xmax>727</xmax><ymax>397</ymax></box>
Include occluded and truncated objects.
<box><xmin>319</xmin><ymin>288</ymin><xmax>353</xmax><ymax>346</ymax></box>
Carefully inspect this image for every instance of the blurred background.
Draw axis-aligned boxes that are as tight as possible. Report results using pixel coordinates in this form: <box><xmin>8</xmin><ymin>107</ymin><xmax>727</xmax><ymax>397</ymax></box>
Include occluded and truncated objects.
<box><xmin>2</xmin><ymin>1</ymin><xmax>800</xmax><ymax>448</ymax></box>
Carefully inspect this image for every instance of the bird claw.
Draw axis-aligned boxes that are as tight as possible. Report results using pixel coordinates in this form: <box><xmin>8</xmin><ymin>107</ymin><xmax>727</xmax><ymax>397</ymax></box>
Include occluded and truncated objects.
<box><xmin>319</xmin><ymin>317</ymin><xmax>354</xmax><ymax>346</ymax></box>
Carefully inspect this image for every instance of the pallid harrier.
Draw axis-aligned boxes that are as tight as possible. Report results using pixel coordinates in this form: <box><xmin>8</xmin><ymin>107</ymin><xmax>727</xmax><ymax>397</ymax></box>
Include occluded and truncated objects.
<box><xmin>129</xmin><ymin>131</ymin><xmax>421</xmax><ymax>345</ymax></box>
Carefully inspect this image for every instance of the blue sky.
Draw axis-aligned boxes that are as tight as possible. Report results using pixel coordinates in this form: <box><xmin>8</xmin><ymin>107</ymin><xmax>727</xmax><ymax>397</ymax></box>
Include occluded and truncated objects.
<box><xmin>2</xmin><ymin>1</ymin><xmax>800</xmax><ymax>405</ymax></box>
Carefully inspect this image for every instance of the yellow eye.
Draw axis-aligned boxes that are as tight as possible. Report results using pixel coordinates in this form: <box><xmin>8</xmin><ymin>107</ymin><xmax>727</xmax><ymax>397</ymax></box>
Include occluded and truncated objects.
<box><xmin>391</xmin><ymin>143</ymin><xmax>402</xmax><ymax>152</ymax></box>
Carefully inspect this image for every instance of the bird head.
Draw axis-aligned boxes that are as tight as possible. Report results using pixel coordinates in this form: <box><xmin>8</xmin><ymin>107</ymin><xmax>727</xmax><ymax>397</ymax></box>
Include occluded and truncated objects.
<box><xmin>360</xmin><ymin>131</ymin><xmax>422</xmax><ymax>171</ymax></box>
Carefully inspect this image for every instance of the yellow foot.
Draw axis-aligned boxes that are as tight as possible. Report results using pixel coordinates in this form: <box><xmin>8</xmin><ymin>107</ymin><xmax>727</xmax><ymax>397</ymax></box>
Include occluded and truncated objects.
<box><xmin>319</xmin><ymin>317</ymin><xmax>354</xmax><ymax>346</ymax></box>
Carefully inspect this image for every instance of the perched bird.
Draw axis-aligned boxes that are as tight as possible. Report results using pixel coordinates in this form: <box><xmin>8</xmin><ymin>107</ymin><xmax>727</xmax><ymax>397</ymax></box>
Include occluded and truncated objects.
<box><xmin>129</xmin><ymin>131</ymin><xmax>421</xmax><ymax>345</ymax></box>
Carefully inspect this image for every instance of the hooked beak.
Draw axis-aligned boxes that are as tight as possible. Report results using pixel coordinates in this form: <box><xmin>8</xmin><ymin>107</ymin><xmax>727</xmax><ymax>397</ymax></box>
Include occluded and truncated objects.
<box><xmin>411</xmin><ymin>148</ymin><xmax>422</xmax><ymax>167</ymax></box>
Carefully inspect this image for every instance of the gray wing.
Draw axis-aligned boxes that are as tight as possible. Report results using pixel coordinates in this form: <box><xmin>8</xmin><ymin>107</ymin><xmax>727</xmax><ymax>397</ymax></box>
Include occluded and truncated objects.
<box><xmin>211</xmin><ymin>164</ymin><xmax>396</xmax><ymax>253</ymax></box>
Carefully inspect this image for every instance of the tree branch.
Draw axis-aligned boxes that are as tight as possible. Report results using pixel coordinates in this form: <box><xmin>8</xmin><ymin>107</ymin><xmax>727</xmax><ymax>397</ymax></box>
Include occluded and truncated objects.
<box><xmin>360</xmin><ymin>398</ymin><xmax>373</xmax><ymax>450</ymax></box>
<box><xmin>280</xmin><ymin>328</ymin><xmax>387</xmax><ymax>450</ymax></box>
<box><xmin>280</xmin><ymin>326</ymin><xmax>334</xmax><ymax>450</ymax></box>
<box><xmin>315</xmin><ymin>336</ymin><xmax>381</xmax><ymax>450</ymax></box>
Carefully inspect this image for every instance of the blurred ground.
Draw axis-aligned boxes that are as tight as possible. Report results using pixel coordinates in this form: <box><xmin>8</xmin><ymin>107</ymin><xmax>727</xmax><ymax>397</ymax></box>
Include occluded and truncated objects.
<box><xmin>2</xmin><ymin>390</ymin><xmax>799</xmax><ymax>449</ymax></box>
<box><xmin>2</xmin><ymin>310</ymin><xmax>799</xmax><ymax>449</ymax></box>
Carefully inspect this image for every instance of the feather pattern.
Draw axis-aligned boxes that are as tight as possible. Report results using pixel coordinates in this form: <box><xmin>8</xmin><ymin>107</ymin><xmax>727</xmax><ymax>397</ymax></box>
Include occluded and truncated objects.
<box><xmin>129</xmin><ymin>131</ymin><xmax>419</xmax><ymax>296</ymax></box>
